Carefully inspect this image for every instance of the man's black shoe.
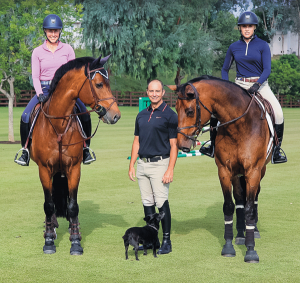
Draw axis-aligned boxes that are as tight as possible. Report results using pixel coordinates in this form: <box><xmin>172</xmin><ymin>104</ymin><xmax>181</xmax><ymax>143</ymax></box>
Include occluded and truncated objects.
<box><xmin>157</xmin><ymin>239</ymin><xmax>172</xmax><ymax>255</ymax></box>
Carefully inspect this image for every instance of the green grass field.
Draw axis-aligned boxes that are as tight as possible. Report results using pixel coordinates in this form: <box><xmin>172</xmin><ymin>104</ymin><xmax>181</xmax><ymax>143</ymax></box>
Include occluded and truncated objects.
<box><xmin>0</xmin><ymin>106</ymin><xmax>300</xmax><ymax>283</ymax></box>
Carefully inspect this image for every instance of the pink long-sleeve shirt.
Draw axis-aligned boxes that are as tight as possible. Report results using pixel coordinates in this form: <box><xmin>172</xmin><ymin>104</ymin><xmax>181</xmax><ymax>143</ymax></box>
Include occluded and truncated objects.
<box><xmin>31</xmin><ymin>40</ymin><xmax>75</xmax><ymax>95</ymax></box>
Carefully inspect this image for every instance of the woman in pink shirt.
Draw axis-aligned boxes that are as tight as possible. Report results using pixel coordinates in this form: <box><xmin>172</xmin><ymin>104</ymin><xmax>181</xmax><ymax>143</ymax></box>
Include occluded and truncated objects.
<box><xmin>15</xmin><ymin>14</ymin><xmax>95</xmax><ymax>166</ymax></box>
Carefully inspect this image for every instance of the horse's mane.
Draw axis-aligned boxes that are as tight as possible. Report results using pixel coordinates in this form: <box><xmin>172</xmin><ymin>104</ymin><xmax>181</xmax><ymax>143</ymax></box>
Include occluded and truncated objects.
<box><xmin>48</xmin><ymin>57</ymin><xmax>95</xmax><ymax>97</ymax></box>
<box><xmin>179</xmin><ymin>75</ymin><xmax>249</xmax><ymax>96</ymax></box>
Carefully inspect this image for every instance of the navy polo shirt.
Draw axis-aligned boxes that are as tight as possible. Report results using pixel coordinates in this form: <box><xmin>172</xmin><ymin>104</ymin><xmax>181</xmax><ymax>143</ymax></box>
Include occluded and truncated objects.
<box><xmin>134</xmin><ymin>101</ymin><xmax>178</xmax><ymax>158</ymax></box>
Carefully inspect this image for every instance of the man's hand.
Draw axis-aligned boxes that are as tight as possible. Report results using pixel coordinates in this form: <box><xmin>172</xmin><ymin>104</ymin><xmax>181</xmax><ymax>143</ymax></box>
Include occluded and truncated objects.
<box><xmin>128</xmin><ymin>166</ymin><xmax>136</xmax><ymax>182</ymax></box>
<box><xmin>247</xmin><ymin>83</ymin><xmax>260</xmax><ymax>94</ymax></box>
<box><xmin>162</xmin><ymin>168</ymin><xmax>174</xmax><ymax>184</ymax></box>
<box><xmin>38</xmin><ymin>93</ymin><xmax>47</xmax><ymax>103</ymax></box>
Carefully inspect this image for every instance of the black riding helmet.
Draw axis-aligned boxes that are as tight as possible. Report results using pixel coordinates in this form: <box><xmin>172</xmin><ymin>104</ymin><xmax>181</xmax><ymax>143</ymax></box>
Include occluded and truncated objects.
<box><xmin>43</xmin><ymin>14</ymin><xmax>63</xmax><ymax>42</ymax></box>
<box><xmin>238</xmin><ymin>11</ymin><xmax>258</xmax><ymax>26</ymax></box>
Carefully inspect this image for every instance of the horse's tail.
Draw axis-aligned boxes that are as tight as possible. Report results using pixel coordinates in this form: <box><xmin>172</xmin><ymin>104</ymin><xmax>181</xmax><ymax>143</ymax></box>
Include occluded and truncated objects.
<box><xmin>52</xmin><ymin>173</ymin><xmax>69</xmax><ymax>218</ymax></box>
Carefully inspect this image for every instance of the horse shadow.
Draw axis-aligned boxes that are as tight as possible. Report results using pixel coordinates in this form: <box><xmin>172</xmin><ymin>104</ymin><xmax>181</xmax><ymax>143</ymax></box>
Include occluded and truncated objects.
<box><xmin>171</xmin><ymin>202</ymin><xmax>225</xmax><ymax>247</ymax></box>
<box><xmin>54</xmin><ymin>200</ymin><xmax>130</xmax><ymax>247</ymax></box>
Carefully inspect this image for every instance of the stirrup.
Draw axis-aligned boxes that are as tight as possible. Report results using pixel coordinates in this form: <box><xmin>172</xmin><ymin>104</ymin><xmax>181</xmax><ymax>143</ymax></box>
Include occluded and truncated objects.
<box><xmin>271</xmin><ymin>146</ymin><xmax>287</xmax><ymax>164</ymax></box>
<box><xmin>14</xmin><ymin>148</ymin><xmax>30</xmax><ymax>166</ymax></box>
<box><xmin>83</xmin><ymin>147</ymin><xmax>96</xmax><ymax>165</ymax></box>
<box><xmin>199</xmin><ymin>140</ymin><xmax>214</xmax><ymax>158</ymax></box>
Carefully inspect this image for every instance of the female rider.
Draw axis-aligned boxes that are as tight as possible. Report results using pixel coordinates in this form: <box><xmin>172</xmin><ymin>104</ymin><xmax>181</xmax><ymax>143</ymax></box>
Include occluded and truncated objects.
<box><xmin>200</xmin><ymin>11</ymin><xmax>287</xmax><ymax>164</ymax></box>
<box><xmin>15</xmin><ymin>14</ymin><xmax>95</xmax><ymax>166</ymax></box>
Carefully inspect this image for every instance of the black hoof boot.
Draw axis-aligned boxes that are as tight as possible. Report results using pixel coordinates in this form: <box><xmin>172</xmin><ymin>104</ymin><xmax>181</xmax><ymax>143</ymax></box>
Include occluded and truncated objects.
<box><xmin>43</xmin><ymin>237</ymin><xmax>56</xmax><ymax>254</ymax></box>
<box><xmin>244</xmin><ymin>248</ymin><xmax>259</xmax><ymax>263</ymax></box>
<box><xmin>235</xmin><ymin>231</ymin><xmax>245</xmax><ymax>245</ymax></box>
<box><xmin>221</xmin><ymin>240</ymin><xmax>236</xmax><ymax>257</ymax></box>
<box><xmin>70</xmin><ymin>239</ymin><xmax>83</xmax><ymax>255</ymax></box>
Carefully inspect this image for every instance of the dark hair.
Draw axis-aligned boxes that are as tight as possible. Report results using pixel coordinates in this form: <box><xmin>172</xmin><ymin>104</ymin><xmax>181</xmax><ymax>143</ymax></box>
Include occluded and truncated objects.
<box><xmin>147</xmin><ymin>79</ymin><xmax>164</xmax><ymax>90</ymax></box>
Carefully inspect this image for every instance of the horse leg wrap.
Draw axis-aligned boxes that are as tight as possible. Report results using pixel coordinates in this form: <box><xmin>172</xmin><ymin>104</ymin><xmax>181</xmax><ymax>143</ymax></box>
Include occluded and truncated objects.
<box><xmin>235</xmin><ymin>204</ymin><xmax>245</xmax><ymax>237</ymax></box>
<box><xmin>245</xmin><ymin>219</ymin><xmax>256</xmax><ymax>249</ymax></box>
<box><xmin>224</xmin><ymin>214</ymin><xmax>234</xmax><ymax>240</ymax></box>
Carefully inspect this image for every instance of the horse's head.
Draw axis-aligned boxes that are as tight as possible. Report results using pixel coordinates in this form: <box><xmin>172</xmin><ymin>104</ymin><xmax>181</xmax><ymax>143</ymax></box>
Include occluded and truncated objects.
<box><xmin>80</xmin><ymin>55</ymin><xmax>121</xmax><ymax>124</ymax></box>
<box><xmin>167</xmin><ymin>83</ymin><xmax>205</xmax><ymax>152</ymax></box>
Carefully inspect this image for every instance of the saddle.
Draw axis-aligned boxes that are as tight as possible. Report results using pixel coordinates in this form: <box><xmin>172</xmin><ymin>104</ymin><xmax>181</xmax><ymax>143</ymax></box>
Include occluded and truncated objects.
<box><xmin>252</xmin><ymin>92</ymin><xmax>277</xmax><ymax>160</ymax></box>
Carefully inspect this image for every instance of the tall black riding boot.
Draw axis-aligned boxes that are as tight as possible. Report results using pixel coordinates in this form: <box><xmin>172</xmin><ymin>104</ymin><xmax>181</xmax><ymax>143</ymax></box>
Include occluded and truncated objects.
<box><xmin>158</xmin><ymin>200</ymin><xmax>172</xmax><ymax>254</ymax></box>
<box><xmin>200</xmin><ymin>117</ymin><xmax>218</xmax><ymax>158</ymax></box>
<box><xmin>137</xmin><ymin>205</ymin><xmax>159</xmax><ymax>250</ymax></box>
<box><xmin>272</xmin><ymin>122</ymin><xmax>287</xmax><ymax>164</ymax></box>
<box><xmin>15</xmin><ymin>119</ymin><xmax>30</xmax><ymax>166</ymax></box>
<box><xmin>81</xmin><ymin>118</ymin><xmax>96</xmax><ymax>165</ymax></box>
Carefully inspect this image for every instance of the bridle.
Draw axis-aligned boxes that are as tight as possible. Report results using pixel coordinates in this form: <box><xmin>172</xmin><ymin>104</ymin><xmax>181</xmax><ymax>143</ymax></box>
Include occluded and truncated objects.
<box><xmin>177</xmin><ymin>82</ymin><xmax>256</xmax><ymax>142</ymax></box>
<box><xmin>177</xmin><ymin>82</ymin><xmax>213</xmax><ymax>142</ymax></box>
<box><xmin>85</xmin><ymin>63</ymin><xmax>116</xmax><ymax>114</ymax></box>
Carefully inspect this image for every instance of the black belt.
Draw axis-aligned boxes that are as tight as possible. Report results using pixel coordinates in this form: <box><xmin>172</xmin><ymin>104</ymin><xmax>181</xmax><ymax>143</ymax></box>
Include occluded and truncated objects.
<box><xmin>140</xmin><ymin>155</ymin><xmax>169</xmax><ymax>163</ymax></box>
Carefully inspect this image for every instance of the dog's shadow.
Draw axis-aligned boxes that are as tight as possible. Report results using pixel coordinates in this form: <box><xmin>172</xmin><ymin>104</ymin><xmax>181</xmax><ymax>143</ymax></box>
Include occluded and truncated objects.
<box><xmin>134</xmin><ymin>202</ymin><xmax>225</xmax><ymax>247</ymax></box>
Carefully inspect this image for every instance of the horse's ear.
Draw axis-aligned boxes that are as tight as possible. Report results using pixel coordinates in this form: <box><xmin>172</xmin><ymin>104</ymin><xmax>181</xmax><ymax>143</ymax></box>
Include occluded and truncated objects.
<box><xmin>166</xmin><ymin>85</ymin><xmax>178</xmax><ymax>91</ymax></box>
<box><xmin>100</xmin><ymin>54</ymin><xmax>111</xmax><ymax>66</ymax></box>
<box><xmin>90</xmin><ymin>55</ymin><xmax>102</xmax><ymax>69</ymax></box>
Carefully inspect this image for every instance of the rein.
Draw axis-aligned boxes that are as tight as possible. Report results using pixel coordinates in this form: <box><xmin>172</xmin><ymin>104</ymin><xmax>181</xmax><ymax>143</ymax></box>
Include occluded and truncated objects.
<box><xmin>40</xmin><ymin>63</ymin><xmax>117</xmax><ymax>172</ymax></box>
<box><xmin>177</xmin><ymin>82</ymin><xmax>256</xmax><ymax>141</ymax></box>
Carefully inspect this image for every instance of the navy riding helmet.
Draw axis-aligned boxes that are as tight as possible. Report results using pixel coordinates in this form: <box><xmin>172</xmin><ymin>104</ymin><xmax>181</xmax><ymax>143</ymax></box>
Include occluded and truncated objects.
<box><xmin>43</xmin><ymin>14</ymin><xmax>63</xmax><ymax>29</ymax></box>
<box><xmin>238</xmin><ymin>11</ymin><xmax>258</xmax><ymax>26</ymax></box>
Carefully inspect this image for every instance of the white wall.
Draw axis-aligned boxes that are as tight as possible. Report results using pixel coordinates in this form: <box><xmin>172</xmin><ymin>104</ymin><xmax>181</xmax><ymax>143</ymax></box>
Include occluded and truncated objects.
<box><xmin>270</xmin><ymin>30</ymin><xmax>299</xmax><ymax>56</ymax></box>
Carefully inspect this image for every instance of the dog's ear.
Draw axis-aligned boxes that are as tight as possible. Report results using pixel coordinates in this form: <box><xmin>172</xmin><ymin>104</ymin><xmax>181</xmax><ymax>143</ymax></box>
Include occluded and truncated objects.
<box><xmin>157</xmin><ymin>211</ymin><xmax>165</xmax><ymax>221</ymax></box>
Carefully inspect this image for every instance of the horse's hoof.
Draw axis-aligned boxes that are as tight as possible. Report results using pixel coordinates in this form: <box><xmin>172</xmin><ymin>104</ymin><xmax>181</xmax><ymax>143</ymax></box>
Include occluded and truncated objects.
<box><xmin>70</xmin><ymin>241</ymin><xmax>83</xmax><ymax>255</ymax></box>
<box><xmin>244</xmin><ymin>250</ymin><xmax>259</xmax><ymax>263</ymax></box>
<box><xmin>221</xmin><ymin>240</ymin><xmax>236</xmax><ymax>257</ymax></box>
<box><xmin>43</xmin><ymin>237</ymin><xmax>56</xmax><ymax>254</ymax></box>
<box><xmin>43</xmin><ymin>244</ymin><xmax>56</xmax><ymax>254</ymax></box>
<box><xmin>254</xmin><ymin>231</ymin><xmax>261</xmax><ymax>238</ymax></box>
<box><xmin>235</xmin><ymin>237</ymin><xmax>245</xmax><ymax>245</ymax></box>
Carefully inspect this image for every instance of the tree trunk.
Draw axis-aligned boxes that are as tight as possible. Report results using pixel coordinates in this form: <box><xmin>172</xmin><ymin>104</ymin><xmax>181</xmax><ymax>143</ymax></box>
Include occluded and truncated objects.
<box><xmin>8</xmin><ymin>97</ymin><xmax>15</xmax><ymax>142</ymax></box>
<box><xmin>175</xmin><ymin>67</ymin><xmax>185</xmax><ymax>86</ymax></box>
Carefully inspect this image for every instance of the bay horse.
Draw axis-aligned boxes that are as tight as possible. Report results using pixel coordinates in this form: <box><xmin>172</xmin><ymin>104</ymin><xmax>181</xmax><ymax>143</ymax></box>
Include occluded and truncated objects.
<box><xmin>168</xmin><ymin>76</ymin><xmax>272</xmax><ymax>263</ymax></box>
<box><xmin>30</xmin><ymin>55</ymin><xmax>121</xmax><ymax>255</ymax></box>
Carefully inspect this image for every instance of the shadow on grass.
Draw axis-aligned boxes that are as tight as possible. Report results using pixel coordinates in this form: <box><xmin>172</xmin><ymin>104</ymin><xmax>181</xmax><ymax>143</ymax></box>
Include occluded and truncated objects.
<box><xmin>53</xmin><ymin>200</ymin><xmax>130</xmax><ymax>248</ymax></box>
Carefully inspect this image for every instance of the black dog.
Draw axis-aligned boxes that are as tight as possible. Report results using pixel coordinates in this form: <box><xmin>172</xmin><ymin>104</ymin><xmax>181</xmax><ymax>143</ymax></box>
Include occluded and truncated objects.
<box><xmin>122</xmin><ymin>212</ymin><xmax>165</xmax><ymax>260</ymax></box>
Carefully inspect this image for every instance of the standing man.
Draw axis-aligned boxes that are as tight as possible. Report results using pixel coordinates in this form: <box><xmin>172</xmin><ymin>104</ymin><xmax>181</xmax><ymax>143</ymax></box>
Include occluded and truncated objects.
<box><xmin>128</xmin><ymin>79</ymin><xmax>178</xmax><ymax>255</ymax></box>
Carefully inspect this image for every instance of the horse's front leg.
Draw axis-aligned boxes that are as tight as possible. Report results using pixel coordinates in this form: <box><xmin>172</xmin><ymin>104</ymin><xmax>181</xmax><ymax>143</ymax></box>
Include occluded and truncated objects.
<box><xmin>67</xmin><ymin>165</ymin><xmax>83</xmax><ymax>255</ymax></box>
<box><xmin>244</xmin><ymin>169</ymin><xmax>261</xmax><ymax>263</ymax></box>
<box><xmin>219</xmin><ymin>166</ymin><xmax>236</xmax><ymax>257</ymax></box>
<box><xmin>40</xmin><ymin>166</ymin><xmax>57</xmax><ymax>254</ymax></box>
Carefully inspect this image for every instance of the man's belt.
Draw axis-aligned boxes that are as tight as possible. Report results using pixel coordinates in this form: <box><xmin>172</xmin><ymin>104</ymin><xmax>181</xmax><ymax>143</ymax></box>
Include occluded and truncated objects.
<box><xmin>236</xmin><ymin>77</ymin><xmax>259</xmax><ymax>83</ymax></box>
<box><xmin>140</xmin><ymin>155</ymin><xmax>169</xmax><ymax>163</ymax></box>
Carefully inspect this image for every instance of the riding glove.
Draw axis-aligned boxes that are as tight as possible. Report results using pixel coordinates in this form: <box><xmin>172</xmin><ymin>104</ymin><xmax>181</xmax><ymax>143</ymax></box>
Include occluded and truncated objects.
<box><xmin>38</xmin><ymin>93</ymin><xmax>47</xmax><ymax>103</ymax></box>
<box><xmin>247</xmin><ymin>83</ymin><xmax>261</xmax><ymax>94</ymax></box>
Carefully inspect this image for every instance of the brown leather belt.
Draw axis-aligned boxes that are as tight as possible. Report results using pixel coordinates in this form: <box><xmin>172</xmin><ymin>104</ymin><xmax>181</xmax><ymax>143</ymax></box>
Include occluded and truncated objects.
<box><xmin>236</xmin><ymin>77</ymin><xmax>259</xmax><ymax>83</ymax></box>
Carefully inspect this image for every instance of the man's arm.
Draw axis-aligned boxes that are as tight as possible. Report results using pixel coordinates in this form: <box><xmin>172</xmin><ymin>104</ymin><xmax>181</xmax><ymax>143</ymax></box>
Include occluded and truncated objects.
<box><xmin>162</xmin><ymin>138</ymin><xmax>178</xmax><ymax>184</ymax></box>
<box><xmin>128</xmin><ymin>136</ymin><xmax>140</xmax><ymax>181</ymax></box>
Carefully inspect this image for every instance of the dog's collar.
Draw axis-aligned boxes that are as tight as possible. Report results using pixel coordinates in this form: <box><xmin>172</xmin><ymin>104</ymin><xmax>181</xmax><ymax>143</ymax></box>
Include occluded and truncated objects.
<box><xmin>147</xmin><ymin>224</ymin><xmax>158</xmax><ymax>231</ymax></box>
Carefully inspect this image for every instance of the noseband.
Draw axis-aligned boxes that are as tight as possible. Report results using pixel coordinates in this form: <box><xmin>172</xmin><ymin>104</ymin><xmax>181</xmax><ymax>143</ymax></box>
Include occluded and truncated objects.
<box><xmin>177</xmin><ymin>82</ymin><xmax>213</xmax><ymax>141</ymax></box>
